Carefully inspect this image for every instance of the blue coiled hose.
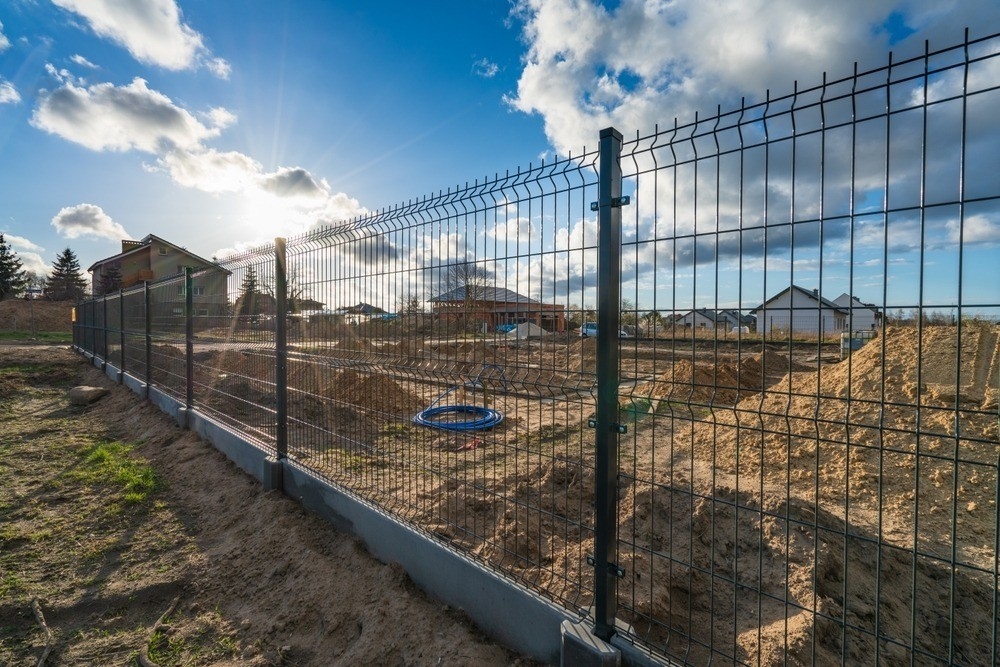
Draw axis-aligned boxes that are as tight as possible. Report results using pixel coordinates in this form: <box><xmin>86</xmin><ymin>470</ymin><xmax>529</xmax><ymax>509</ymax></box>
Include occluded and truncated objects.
<box><xmin>413</xmin><ymin>365</ymin><xmax>506</xmax><ymax>431</ymax></box>
<box><xmin>412</xmin><ymin>403</ymin><xmax>504</xmax><ymax>431</ymax></box>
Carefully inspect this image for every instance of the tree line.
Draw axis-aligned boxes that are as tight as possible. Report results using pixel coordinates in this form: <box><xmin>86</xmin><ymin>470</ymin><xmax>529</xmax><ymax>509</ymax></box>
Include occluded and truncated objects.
<box><xmin>0</xmin><ymin>235</ymin><xmax>89</xmax><ymax>302</ymax></box>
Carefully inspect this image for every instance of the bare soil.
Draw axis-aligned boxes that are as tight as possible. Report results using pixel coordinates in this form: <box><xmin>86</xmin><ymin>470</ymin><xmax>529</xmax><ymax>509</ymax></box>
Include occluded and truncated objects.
<box><xmin>15</xmin><ymin>321</ymin><xmax>998</xmax><ymax>665</ymax></box>
<box><xmin>0</xmin><ymin>344</ymin><xmax>538</xmax><ymax>666</ymax></box>
<box><xmin>214</xmin><ymin>324</ymin><xmax>996</xmax><ymax>666</ymax></box>
<box><xmin>0</xmin><ymin>299</ymin><xmax>75</xmax><ymax>333</ymax></box>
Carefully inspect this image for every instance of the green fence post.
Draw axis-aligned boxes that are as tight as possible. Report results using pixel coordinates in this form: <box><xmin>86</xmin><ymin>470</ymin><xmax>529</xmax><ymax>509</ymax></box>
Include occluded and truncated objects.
<box><xmin>275</xmin><ymin>238</ymin><xmax>288</xmax><ymax>462</ymax></box>
<box><xmin>593</xmin><ymin>126</ymin><xmax>623</xmax><ymax>641</ymax></box>
<box><xmin>185</xmin><ymin>268</ymin><xmax>193</xmax><ymax>412</ymax></box>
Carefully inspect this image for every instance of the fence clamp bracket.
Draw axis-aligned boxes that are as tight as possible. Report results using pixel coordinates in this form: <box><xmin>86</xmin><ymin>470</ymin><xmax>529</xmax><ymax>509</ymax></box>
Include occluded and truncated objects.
<box><xmin>587</xmin><ymin>418</ymin><xmax>627</xmax><ymax>434</ymax></box>
<box><xmin>589</xmin><ymin>195</ymin><xmax>631</xmax><ymax>211</ymax></box>
<box><xmin>587</xmin><ymin>554</ymin><xmax>625</xmax><ymax>578</ymax></box>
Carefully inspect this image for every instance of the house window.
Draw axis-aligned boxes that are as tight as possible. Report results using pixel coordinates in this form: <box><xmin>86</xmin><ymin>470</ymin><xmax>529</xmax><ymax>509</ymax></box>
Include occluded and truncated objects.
<box><xmin>197</xmin><ymin>308</ymin><xmax>209</xmax><ymax>317</ymax></box>
<box><xmin>158</xmin><ymin>247</ymin><xmax>168</xmax><ymax>256</ymax></box>
<box><xmin>172</xmin><ymin>307</ymin><xmax>183</xmax><ymax>316</ymax></box>
<box><xmin>177</xmin><ymin>286</ymin><xmax>205</xmax><ymax>296</ymax></box>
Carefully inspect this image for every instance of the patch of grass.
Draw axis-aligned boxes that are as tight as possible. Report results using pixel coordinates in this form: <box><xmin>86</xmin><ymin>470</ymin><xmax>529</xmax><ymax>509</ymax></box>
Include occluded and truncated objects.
<box><xmin>0</xmin><ymin>571</ymin><xmax>24</xmax><ymax>598</ymax></box>
<box><xmin>145</xmin><ymin>612</ymin><xmax>241</xmax><ymax>665</ymax></box>
<box><xmin>69</xmin><ymin>441</ymin><xmax>162</xmax><ymax>504</ymax></box>
<box><xmin>0</xmin><ymin>331</ymin><xmax>70</xmax><ymax>342</ymax></box>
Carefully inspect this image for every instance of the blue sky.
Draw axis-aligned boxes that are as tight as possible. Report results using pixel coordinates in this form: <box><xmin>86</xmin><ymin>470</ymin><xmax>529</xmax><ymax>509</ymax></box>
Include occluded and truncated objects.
<box><xmin>1</xmin><ymin>1</ymin><xmax>998</xmax><ymax>311</ymax></box>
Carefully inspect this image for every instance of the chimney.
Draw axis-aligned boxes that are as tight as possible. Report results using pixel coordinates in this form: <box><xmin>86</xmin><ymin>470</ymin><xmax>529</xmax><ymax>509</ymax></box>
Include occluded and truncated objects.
<box><xmin>121</xmin><ymin>239</ymin><xmax>141</xmax><ymax>253</ymax></box>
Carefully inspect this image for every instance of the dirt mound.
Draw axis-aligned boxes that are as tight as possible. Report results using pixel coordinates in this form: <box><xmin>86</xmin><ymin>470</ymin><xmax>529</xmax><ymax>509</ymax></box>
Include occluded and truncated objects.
<box><xmin>631</xmin><ymin>351</ymin><xmax>807</xmax><ymax>408</ymax></box>
<box><xmin>0</xmin><ymin>299</ymin><xmax>75</xmax><ymax>332</ymax></box>
<box><xmin>694</xmin><ymin>326</ymin><xmax>998</xmax><ymax>547</ymax></box>
<box><xmin>616</xmin><ymin>480</ymin><xmax>995</xmax><ymax>665</ymax></box>
<box><xmin>567</xmin><ymin>338</ymin><xmax>597</xmax><ymax>371</ymax></box>
<box><xmin>340</xmin><ymin>371</ymin><xmax>425</xmax><ymax>417</ymax></box>
<box><xmin>652</xmin><ymin>324</ymin><xmax>1000</xmax><ymax>663</ymax></box>
<box><xmin>420</xmin><ymin>455</ymin><xmax>595</xmax><ymax>602</ymax></box>
<box><xmin>820</xmin><ymin>324</ymin><xmax>999</xmax><ymax>408</ymax></box>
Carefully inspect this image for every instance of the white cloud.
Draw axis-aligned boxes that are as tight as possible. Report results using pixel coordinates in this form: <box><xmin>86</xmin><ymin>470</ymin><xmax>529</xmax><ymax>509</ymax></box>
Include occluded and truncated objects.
<box><xmin>0</xmin><ymin>235</ymin><xmax>48</xmax><ymax>275</ymax></box>
<box><xmin>32</xmin><ymin>68</ymin><xmax>361</xmax><ymax>238</ymax></box>
<box><xmin>5</xmin><ymin>234</ymin><xmax>45</xmax><ymax>253</ymax></box>
<box><xmin>508</xmin><ymin>0</ymin><xmax>1000</xmax><ymax>156</ymax></box>
<box><xmin>19</xmin><ymin>252</ymin><xmax>49</xmax><ymax>276</ymax></box>
<box><xmin>70</xmin><ymin>54</ymin><xmax>99</xmax><ymax>69</ymax></box>
<box><xmin>949</xmin><ymin>214</ymin><xmax>1000</xmax><ymax>245</ymax></box>
<box><xmin>52</xmin><ymin>0</ymin><xmax>230</xmax><ymax>76</ymax></box>
<box><xmin>51</xmin><ymin>203</ymin><xmax>130</xmax><ymax>240</ymax></box>
<box><xmin>258</xmin><ymin>167</ymin><xmax>328</xmax><ymax>202</ymax></box>
<box><xmin>0</xmin><ymin>20</ymin><xmax>10</xmax><ymax>52</ymax></box>
<box><xmin>205</xmin><ymin>57</ymin><xmax>231</xmax><ymax>79</ymax></box>
<box><xmin>31</xmin><ymin>77</ymin><xmax>225</xmax><ymax>152</ymax></box>
<box><xmin>159</xmin><ymin>147</ymin><xmax>261</xmax><ymax>193</ymax></box>
<box><xmin>0</xmin><ymin>80</ymin><xmax>19</xmax><ymax>104</ymax></box>
<box><xmin>473</xmin><ymin>57</ymin><xmax>500</xmax><ymax>78</ymax></box>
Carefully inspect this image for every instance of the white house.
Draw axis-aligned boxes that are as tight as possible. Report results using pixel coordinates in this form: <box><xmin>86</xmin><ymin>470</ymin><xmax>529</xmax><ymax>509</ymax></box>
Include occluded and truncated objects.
<box><xmin>673</xmin><ymin>309</ymin><xmax>721</xmax><ymax>331</ymax></box>
<box><xmin>833</xmin><ymin>293</ymin><xmax>881</xmax><ymax>332</ymax></box>
<box><xmin>751</xmin><ymin>286</ymin><xmax>848</xmax><ymax>338</ymax></box>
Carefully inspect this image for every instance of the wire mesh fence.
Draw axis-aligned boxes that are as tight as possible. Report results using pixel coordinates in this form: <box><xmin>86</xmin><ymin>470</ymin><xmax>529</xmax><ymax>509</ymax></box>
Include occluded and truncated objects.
<box><xmin>610</xmin><ymin>33</ymin><xmax>1000</xmax><ymax>665</ymax></box>
<box><xmin>71</xmin><ymin>30</ymin><xmax>999</xmax><ymax>665</ymax></box>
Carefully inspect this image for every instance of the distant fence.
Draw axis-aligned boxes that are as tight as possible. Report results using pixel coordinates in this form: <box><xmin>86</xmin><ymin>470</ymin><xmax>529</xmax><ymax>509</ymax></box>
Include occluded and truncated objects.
<box><xmin>75</xmin><ymin>31</ymin><xmax>1000</xmax><ymax>665</ymax></box>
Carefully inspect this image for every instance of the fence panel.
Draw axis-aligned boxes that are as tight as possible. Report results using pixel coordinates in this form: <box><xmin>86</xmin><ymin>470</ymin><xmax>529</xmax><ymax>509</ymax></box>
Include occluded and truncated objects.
<box><xmin>206</xmin><ymin>153</ymin><xmax>607</xmax><ymax>613</ymax></box>
<box><xmin>104</xmin><ymin>291</ymin><xmax>122</xmax><ymax>371</ymax></box>
<box><xmin>122</xmin><ymin>285</ymin><xmax>147</xmax><ymax>379</ymax></box>
<box><xmin>613</xmin><ymin>33</ymin><xmax>1000</xmax><ymax>665</ymax></box>
<box><xmin>190</xmin><ymin>250</ymin><xmax>279</xmax><ymax>452</ymax></box>
<box><xmin>147</xmin><ymin>275</ymin><xmax>188</xmax><ymax>400</ymax></box>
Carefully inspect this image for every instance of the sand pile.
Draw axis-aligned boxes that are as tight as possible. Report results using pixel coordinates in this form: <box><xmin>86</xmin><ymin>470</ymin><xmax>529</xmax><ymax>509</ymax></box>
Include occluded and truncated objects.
<box><xmin>419</xmin><ymin>455</ymin><xmax>595</xmax><ymax>605</ymax></box>
<box><xmin>615</xmin><ymin>477</ymin><xmax>995</xmax><ymax>665</ymax></box>
<box><xmin>625</xmin><ymin>324</ymin><xmax>1000</xmax><ymax>663</ymax></box>
<box><xmin>631</xmin><ymin>351</ymin><xmax>808</xmax><ymax>408</ymax></box>
<box><xmin>693</xmin><ymin>326</ymin><xmax>999</xmax><ymax>538</ymax></box>
<box><xmin>567</xmin><ymin>338</ymin><xmax>598</xmax><ymax>371</ymax></box>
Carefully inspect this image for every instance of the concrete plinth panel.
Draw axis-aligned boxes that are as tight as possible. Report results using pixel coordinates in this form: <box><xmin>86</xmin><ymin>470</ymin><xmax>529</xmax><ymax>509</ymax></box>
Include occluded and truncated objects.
<box><xmin>561</xmin><ymin>620</ymin><xmax>620</xmax><ymax>667</ymax></box>
<box><xmin>122</xmin><ymin>373</ymin><xmax>146</xmax><ymax>396</ymax></box>
<box><xmin>147</xmin><ymin>386</ymin><xmax>187</xmax><ymax>428</ymax></box>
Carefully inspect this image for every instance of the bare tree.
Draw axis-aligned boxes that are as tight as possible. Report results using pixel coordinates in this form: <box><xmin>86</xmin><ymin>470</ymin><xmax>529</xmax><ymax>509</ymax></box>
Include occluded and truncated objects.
<box><xmin>395</xmin><ymin>291</ymin><xmax>423</xmax><ymax>315</ymax></box>
<box><xmin>433</xmin><ymin>261</ymin><xmax>494</xmax><ymax>332</ymax></box>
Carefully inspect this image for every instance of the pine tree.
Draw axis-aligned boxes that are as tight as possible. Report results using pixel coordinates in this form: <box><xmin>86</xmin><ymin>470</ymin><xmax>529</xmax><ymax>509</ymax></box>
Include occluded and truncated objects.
<box><xmin>45</xmin><ymin>248</ymin><xmax>88</xmax><ymax>302</ymax></box>
<box><xmin>237</xmin><ymin>266</ymin><xmax>260</xmax><ymax>317</ymax></box>
<box><xmin>0</xmin><ymin>234</ymin><xmax>28</xmax><ymax>300</ymax></box>
<box><xmin>97</xmin><ymin>263</ymin><xmax>123</xmax><ymax>296</ymax></box>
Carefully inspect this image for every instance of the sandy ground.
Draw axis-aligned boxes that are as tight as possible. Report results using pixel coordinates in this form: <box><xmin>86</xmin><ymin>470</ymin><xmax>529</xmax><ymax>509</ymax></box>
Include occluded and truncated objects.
<box><xmin>0</xmin><ymin>344</ymin><xmax>539</xmax><ymax>666</ymax></box>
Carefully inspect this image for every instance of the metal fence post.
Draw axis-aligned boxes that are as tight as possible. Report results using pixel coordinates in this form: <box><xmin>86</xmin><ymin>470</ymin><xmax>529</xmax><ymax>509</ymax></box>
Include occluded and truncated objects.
<box><xmin>593</xmin><ymin>126</ymin><xmax>623</xmax><ymax>641</ymax></box>
<box><xmin>101</xmin><ymin>294</ymin><xmax>108</xmax><ymax>369</ymax></box>
<box><xmin>275</xmin><ymin>238</ymin><xmax>288</xmax><ymax>461</ymax></box>
<box><xmin>144</xmin><ymin>281</ymin><xmax>152</xmax><ymax>400</ymax></box>
<box><xmin>118</xmin><ymin>288</ymin><xmax>125</xmax><ymax>381</ymax></box>
<box><xmin>185</xmin><ymin>267</ymin><xmax>194</xmax><ymax>412</ymax></box>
